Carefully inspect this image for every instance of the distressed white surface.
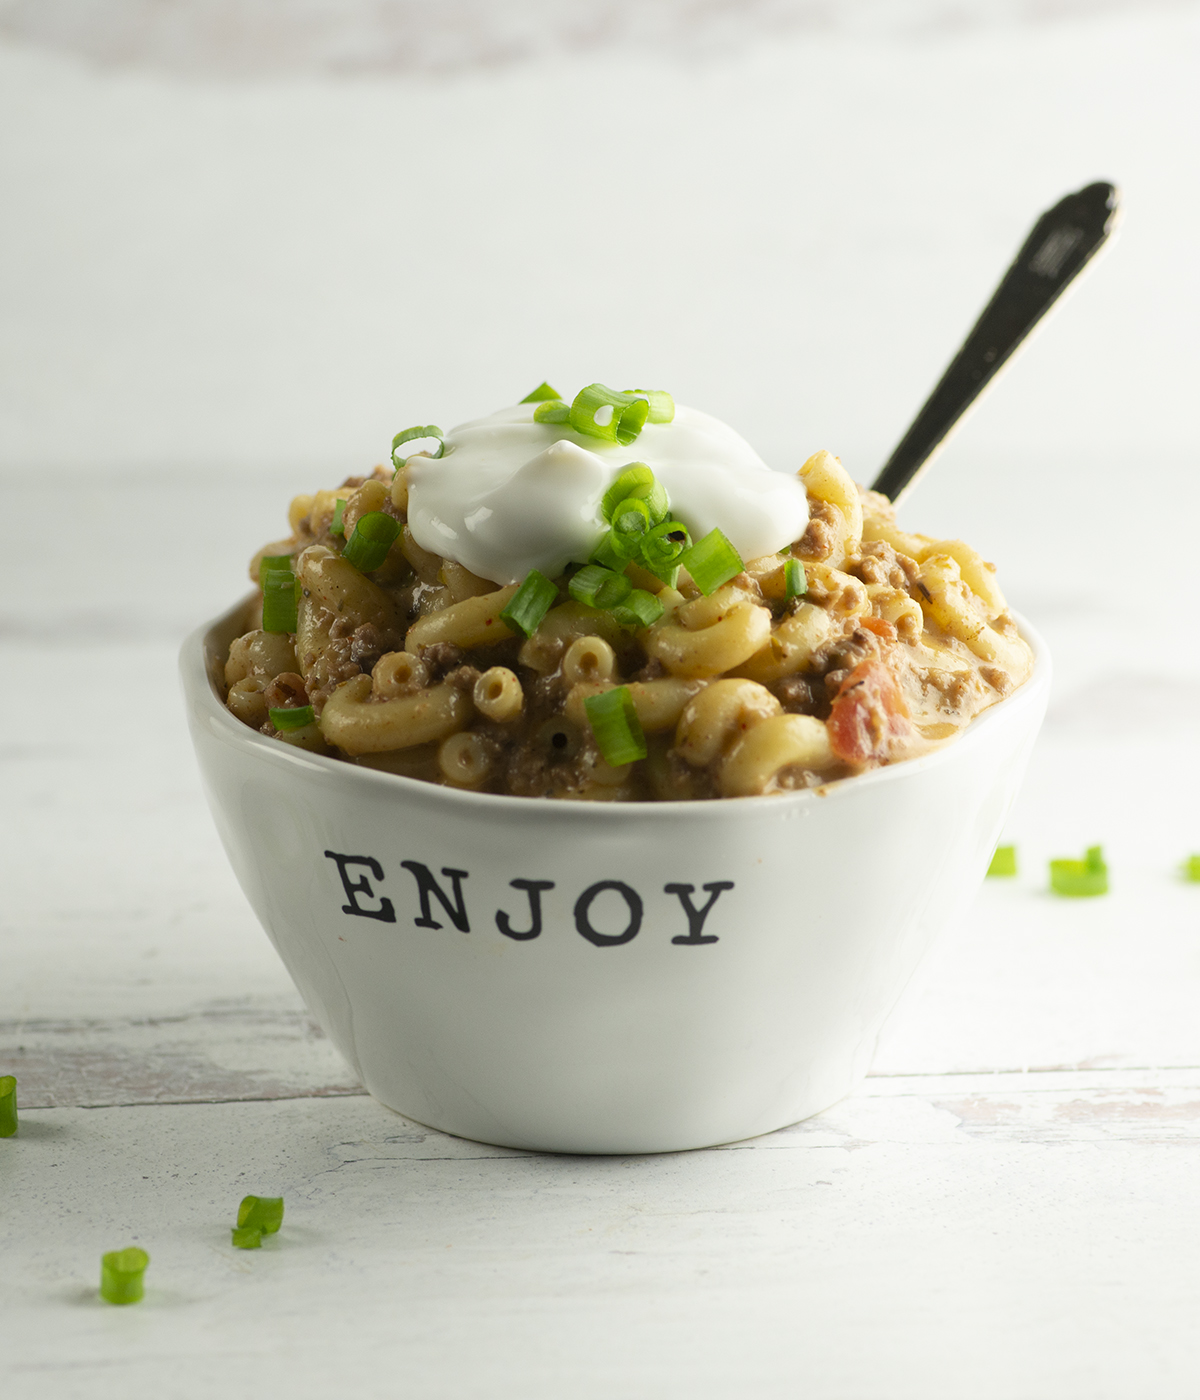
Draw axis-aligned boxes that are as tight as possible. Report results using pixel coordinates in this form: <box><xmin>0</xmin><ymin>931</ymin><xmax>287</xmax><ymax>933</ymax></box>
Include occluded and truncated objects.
<box><xmin>6</xmin><ymin>1090</ymin><xmax>1200</xmax><ymax>1400</ymax></box>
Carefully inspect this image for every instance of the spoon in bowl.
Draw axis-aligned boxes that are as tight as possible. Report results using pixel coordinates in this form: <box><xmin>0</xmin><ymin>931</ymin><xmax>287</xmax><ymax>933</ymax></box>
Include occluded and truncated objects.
<box><xmin>871</xmin><ymin>181</ymin><xmax>1121</xmax><ymax>505</ymax></box>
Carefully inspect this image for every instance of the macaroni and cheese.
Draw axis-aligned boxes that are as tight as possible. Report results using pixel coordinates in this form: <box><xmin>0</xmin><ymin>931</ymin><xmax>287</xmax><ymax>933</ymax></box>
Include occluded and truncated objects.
<box><xmin>221</xmin><ymin>388</ymin><xmax>1033</xmax><ymax>799</ymax></box>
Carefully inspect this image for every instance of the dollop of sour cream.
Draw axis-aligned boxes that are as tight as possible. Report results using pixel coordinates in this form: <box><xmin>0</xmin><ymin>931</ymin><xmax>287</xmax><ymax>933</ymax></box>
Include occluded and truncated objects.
<box><xmin>406</xmin><ymin>402</ymin><xmax>809</xmax><ymax>586</ymax></box>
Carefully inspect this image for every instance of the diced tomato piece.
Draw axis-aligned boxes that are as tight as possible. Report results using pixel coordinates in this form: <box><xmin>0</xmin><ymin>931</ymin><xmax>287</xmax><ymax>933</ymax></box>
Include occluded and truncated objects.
<box><xmin>827</xmin><ymin>659</ymin><xmax>913</xmax><ymax>764</ymax></box>
<box><xmin>858</xmin><ymin>616</ymin><xmax>897</xmax><ymax>642</ymax></box>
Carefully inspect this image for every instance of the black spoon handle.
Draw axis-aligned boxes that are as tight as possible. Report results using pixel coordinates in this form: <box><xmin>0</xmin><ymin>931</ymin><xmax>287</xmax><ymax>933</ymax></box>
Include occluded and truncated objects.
<box><xmin>871</xmin><ymin>181</ymin><xmax>1120</xmax><ymax>504</ymax></box>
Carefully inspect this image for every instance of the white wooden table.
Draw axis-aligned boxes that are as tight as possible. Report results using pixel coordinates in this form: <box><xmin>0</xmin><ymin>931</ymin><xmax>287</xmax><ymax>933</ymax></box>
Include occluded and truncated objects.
<box><xmin>4</xmin><ymin>473</ymin><xmax>1200</xmax><ymax>1398</ymax></box>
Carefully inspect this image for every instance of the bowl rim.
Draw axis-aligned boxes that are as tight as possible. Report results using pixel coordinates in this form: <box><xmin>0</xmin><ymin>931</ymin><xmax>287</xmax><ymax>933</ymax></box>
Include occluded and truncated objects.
<box><xmin>181</xmin><ymin>595</ymin><xmax>1051</xmax><ymax>822</ymax></box>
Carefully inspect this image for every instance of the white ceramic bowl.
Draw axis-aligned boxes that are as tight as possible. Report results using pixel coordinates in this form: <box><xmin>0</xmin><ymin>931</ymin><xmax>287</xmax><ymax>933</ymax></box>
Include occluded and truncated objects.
<box><xmin>182</xmin><ymin>599</ymin><xmax>1049</xmax><ymax>1154</ymax></box>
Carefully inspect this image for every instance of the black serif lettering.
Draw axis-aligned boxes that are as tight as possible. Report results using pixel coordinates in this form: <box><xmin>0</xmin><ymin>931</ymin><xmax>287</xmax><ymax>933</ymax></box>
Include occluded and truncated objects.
<box><xmin>400</xmin><ymin>861</ymin><xmax>471</xmax><ymax>931</ymax></box>
<box><xmin>664</xmin><ymin>882</ymin><xmax>733</xmax><ymax>945</ymax></box>
<box><xmin>323</xmin><ymin>851</ymin><xmax>396</xmax><ymax>922</ymax></box>
<box><xmin>574</xmin><ymin>880</ymin><xmax>643</xmax><ymax>947</ymax></box>
<box><xmin>495</xmin><ymin>879</ymin><xmax>556</xmax><ymax>941</ymax></box>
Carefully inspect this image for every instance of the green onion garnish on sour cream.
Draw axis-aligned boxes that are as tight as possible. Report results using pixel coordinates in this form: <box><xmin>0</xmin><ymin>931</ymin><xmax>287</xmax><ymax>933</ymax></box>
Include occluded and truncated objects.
<box><xmin>570</xmin><ymin>384</ymin><xmax>650</xmax><ymax>447</ymax></box>
<box><xmin>532</xmin><ymin>399</ymin><xmax>571</xmax><ymax>424</ymax></box>
<box><xmin>584</xmin><ymin>686</ymin><xmax>647</xmax><ymax>767</ymax></box>
<box><xmin>601</xmin><ymin>465</ymin><xmax>669</xmax><ymax>526</ymax></box>
<box><xmin>520</xmin><ymin>382</ymin><xmax>563</xmax><ymax>403</ymax></box>
<box><xmin>391</xmin><ymin>425</ymin><xmax>444</xmax><ymax>469</ymax></box>
<box><xmin>609</xmin><ymin>497</ymin><xmax>654</xmax><ymax>559</ymax></box>
<box><xmin>402</xmin><ymin>385</ymin><xmax>808</xmax><ymax>590</ymax></box>
<box><xmin>625</xmin><ymin>389</ymin><xmax>675</xmax><ymax>423</ymax></box>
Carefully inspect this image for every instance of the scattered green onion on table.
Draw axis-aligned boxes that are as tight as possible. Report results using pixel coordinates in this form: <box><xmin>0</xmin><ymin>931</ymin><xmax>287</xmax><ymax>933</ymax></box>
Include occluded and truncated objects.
<box><xmin>100</xmin><ymin>1248</ymin><xmax>149</xmax><ymax>1305</ymax></box>
<box><xmin>233</xmin><ymin>1195</ymin><xmax>285</xmax><ymax>1249</ymax></box>
<box><xmin>1049</xmin><ymin>845</ymin><xmax>1108</xmax><ymax>898</ymax></box>
<box><xmin>987</xmin><ymin>845</ymin><xmax>1018</xmax><ymax>878</ymax></box>
<box><xmin>0</xmin><ymin>1075</ymin><xmax>16</xmax><ymax>1137</ymax></box>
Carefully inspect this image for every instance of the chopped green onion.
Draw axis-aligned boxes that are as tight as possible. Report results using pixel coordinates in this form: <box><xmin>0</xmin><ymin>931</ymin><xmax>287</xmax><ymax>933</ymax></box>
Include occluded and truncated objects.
<box><xmin>330</xmin><ymin>499</ymin><xmax>346</xmax><ymax>537</ymax></box>
<box><xmin>520</xmin><ymin>381</ymin><xmax>562</xmax><ymax>403</ymax></box>
<box><xmin>987</xmin><ymin>845</ymin><xmax>1018</xmax><ymax>878</ymax></box>
<box><xmin>100</xmin><ymin>1247</ymin><xmax>149</xmax><ymax>1305</ymax></box>
<box><xmin>590</xmin><ymin>531</ymin><xmax>627</xmax><ymax>573</ymax></box>
<box><xmin>1185</xmin><ymin>855</ymin><xmax>1200</xmax><ymax>883</ymax></box>
<box><xmin>500</xmin><ymin>570</ymin><xmax>558</xmax><ymax>638</ymax></box>
<box><xmin>584</xmin><ymin>686</ymin><xmax>647</xmax><ymax>767</ymax></box>
<box><xmin>640</xmin><ymin>559</ymin><xmax>681</xmax><ymax>589</ymax></box>
<box><xmin>677</xmin><ymin>528</ymin><xmax>743</xmax><ymax>596</ymax></box>
<box><xmin>570</xmin><ymin>384</ymin><xmax>649</xmax><ymax>446</ymax></box>
<box><xmin>343</xmin><ymin>511</ymin><xmax>401</xmax><ymax>572</ymax></box>
<box><xmin>1049</xmin><ymin>845</ymin><xmax>1108</xmax><ymax>898</ymax></box>
<box><xmin>641</xmin><ymin>519</ymin><xmax>690</xmax><ymax>568</ymax></box>
<box><xmin>601</xmin><ymin>465</ymin><xmax>652</xmax><ymax>521</ymax></box>
<box><xmin>238</xmin><ymin>1195</ymin><xmax>284</xmax><ymax>1235</ymax></box>
<box><xmin>270</xmin><ymin>704</ymin><xmax>315</xmax><ymax>732</ymax></box>
<box><xmin>784</xmin><ymin>557</ymin><xmax>807</xmax><ymax>599</ymax></box>
<box><xmin>624</xmin><ymin>389</ymin><xmax>675</xmax><ymax>423</ymax></box>
<box><xmin>610</xmin><ymin>497</ymin><xmax>653</xmax><ymax>557</ymax></box>
<box><xmin>533</xmin><ymin>399</ymin><xmax>571</xmax><ymax>424</ymax></box>
<box><xmin>261</xmin><ymin>566</ymin><xmax>299</xmax><ymax>634</ymax></box>
<box><xmin>612</xmin><ymin>589</ymin><xmax>665</xmax><ymax>631</ymax></box>
<box><xmin>0</xmin><ymin>1075</ymin><xmax>16</xmax><ymax>1137</ymax></box>
<box><xmin>569</xmin><ymin>564</ymin><xmax>632</xmax><ymax>611</ymax></box>
<box><xmin>391</xmin><ymin>425</ymin><xmax>444</xmax><ymax>469</ymax></box>
<box><xmin>601</xmin><ymin>465</ymin><xmax>669</xmax><ymax>525</ymax></box>
<box><xmin>232</xmin><ymin>1226</ymin><xmax>263</xmax><ymax>1249</ymax></box>
<box><xmin>261</xmin><ymin>554</ymin><xmax>292</xmax><ymax>574</ymax></box>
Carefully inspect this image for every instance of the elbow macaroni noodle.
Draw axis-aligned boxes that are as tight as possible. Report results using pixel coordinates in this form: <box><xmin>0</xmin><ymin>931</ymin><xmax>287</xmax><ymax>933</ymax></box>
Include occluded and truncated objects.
<box><xmin>222</xmin><ymin>450</ymin><xmax>1033</xmax><ymax>799</ymax></box>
